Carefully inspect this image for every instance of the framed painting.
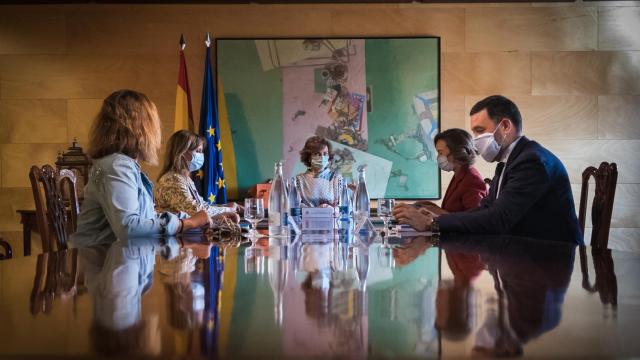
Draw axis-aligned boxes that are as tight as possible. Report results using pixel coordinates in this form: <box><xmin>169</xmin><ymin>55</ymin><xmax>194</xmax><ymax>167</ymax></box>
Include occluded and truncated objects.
<box><xmin>216</xmin><ymin>37</ymin><xmax>440</xmax><ymax>199</ymax></box>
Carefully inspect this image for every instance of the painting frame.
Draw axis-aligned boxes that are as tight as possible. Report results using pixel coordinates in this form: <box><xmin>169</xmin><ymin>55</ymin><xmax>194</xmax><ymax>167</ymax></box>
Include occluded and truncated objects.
<box><xmin>215</xmin><ymin>36</ymin><xmax>441</xmax><ymax>200</ymax></box>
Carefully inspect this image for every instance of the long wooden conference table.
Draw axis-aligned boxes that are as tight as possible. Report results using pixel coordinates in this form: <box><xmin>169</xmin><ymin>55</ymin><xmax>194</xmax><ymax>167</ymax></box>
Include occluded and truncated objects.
<box><xmin>0</xmin><ymin>229</ymin><xmax>638</xmax><ymax>358</ymax></box>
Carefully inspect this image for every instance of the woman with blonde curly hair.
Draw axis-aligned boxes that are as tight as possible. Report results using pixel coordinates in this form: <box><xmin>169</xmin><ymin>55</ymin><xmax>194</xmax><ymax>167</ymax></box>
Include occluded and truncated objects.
<box><xmin>71</xmin><ymin>90</ymin><xmax>210</xmax><ymax>247</ymax></box>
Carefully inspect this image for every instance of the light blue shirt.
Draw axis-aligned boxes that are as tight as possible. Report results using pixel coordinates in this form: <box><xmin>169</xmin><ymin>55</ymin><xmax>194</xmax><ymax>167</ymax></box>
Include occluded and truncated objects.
<box><xmin>71</xmin><ymin>153</ymin><xmax>184</xmax><ymax>248</ymax></box>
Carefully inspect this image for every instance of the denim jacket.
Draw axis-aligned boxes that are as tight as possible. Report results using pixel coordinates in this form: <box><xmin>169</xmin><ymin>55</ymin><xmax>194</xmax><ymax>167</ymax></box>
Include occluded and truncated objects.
<box><xmin>71</xmin><ymin>153</ymin><xmax>183</xmax><ymax>248</ymax></box>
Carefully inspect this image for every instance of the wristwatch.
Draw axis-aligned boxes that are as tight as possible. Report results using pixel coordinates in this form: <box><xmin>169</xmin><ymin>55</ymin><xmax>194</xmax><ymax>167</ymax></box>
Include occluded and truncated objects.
<box><xmin>430</xmin><ymin>218</ymin><xmax>440</xmax><ymax>233</ymax></box>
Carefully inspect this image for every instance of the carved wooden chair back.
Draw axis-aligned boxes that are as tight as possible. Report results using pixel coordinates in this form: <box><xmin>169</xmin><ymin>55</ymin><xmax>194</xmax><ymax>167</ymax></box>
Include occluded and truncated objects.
<box><xmin>29</xmin><ymin>165</ymin><xmax>80</xmax><ymax>252</ymax></box>
<box><xmin>578</xmin><ymin>162</ymin><xmax>617</xmax><ymax>249</ymax></box>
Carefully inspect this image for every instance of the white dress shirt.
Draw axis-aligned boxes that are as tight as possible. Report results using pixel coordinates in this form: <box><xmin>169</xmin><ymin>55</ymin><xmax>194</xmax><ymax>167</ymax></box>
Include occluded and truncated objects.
<box><xmin>496</xmin><ymin>136</ymin><xmax>523</xmax><ymax>199</ymax></box>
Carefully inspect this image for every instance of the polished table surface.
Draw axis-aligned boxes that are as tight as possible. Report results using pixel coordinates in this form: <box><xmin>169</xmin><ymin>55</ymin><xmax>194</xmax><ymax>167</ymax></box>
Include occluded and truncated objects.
<box><xmin>0</xmin><ymin>231</ymin><xmax>639</xmax><ymax>358</ymax></box>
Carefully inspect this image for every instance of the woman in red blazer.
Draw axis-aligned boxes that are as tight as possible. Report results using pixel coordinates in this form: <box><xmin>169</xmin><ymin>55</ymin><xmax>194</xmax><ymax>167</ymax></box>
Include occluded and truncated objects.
<box><xmin>418</xmin><ymin>128</ymin><xmax>487</xmax><ymax>214</ymax></box>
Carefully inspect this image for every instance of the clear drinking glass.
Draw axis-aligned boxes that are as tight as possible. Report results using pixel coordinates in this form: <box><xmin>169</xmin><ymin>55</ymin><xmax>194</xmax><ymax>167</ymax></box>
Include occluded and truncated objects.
<box><xmin>244</xmin><ymin>198</ymin><xmax>265</xmax><ymax>239</ymax></box>
<box><xmin>378</xmin><ymin>198</ymin><xmax>396</xmax><ymax>234</ymax></box>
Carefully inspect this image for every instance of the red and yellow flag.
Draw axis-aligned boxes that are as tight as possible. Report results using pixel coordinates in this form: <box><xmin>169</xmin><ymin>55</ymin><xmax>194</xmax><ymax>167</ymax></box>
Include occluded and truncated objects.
<box><xmin>174</xmin><ymin>34</ymin><xmax>194</xmax><ymax>132</ymax></box>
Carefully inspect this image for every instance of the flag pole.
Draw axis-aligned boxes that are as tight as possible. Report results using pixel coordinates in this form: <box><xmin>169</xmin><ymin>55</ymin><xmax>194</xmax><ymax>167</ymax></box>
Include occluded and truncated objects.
<box><xmin>205</xmin><ymin>32</ymin><xmax>211</xmax><ymax>48</ymax></box>
<box><xmin>179</xmin><ymin>33</ymin><xmax>186</xmax><ymax>51</ymax></box>
<box><xmin>175</xmin><ymin>33</ymin><xmax>194</xmax><ymax>132</ymax></box>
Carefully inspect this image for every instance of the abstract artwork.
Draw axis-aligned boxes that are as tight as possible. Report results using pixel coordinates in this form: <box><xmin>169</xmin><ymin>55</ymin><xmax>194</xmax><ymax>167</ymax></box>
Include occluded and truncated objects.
<box><xmin>217</xmin><ymin>37</ymin><xmax>440</xmax><ymax>199</ymax></box>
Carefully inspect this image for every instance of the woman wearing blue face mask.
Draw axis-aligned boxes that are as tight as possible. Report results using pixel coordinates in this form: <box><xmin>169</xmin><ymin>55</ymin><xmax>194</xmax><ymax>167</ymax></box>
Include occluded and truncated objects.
<box><xmin>293</xmin><ymin>136</ymin><xmax>345</xmax><ymax>208</ymax></box>
<box><xmin>415</xmin><ymin>128</ymin><xmax>487</xmax><ymax>215</ymax></box>
<box><xmin>155</xmin><ymin>130</ymin><xmax>239</xmax><ymax>223</ymax></box>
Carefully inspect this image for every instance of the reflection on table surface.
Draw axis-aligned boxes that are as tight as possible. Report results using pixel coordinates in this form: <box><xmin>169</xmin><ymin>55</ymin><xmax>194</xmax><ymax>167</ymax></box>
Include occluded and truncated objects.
<box><xmin>0</xmin><ymin>231</ymin><xmax>639</xmax><ymax>358</ymax></box>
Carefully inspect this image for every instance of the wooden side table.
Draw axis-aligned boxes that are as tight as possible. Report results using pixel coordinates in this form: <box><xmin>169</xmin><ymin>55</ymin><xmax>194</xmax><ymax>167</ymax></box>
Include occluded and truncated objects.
<box><xmin>16</xmin><ymin>210</ymin><xmax>37</xmax><ymax>256</ymax></box>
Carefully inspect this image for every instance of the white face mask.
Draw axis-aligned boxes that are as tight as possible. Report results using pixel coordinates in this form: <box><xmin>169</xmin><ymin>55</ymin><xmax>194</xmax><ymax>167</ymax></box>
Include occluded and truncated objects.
<box><xmin>473</xmin><ymin>126</ymin><xmax>504</xmax><ymax>163</ymax></box>
<box><xmin>437</xmin><ymin>154</ymin><xmax>454</xmax><ymax>172</ymax></box>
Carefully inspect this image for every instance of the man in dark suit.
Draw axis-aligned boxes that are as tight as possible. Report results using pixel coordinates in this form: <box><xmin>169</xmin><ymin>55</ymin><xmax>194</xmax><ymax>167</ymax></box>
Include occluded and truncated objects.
<box><xmin>393</xmin><ymin>95</ymin><xmax>582</xmax><ymax>244</ymax></box>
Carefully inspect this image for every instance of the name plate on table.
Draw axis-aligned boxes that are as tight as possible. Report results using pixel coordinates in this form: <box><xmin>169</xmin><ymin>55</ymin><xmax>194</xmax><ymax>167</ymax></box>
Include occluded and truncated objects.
<box><xmin>300</xmin><ymin>207</ymin><xmax>336</xmax><ymax>231</ymax></box>
<box><xmin>301</xmin><ymin>207</ymin><xmax>336</xmax><ymax>218</ymax></box>
<box><xmin>299</xmin><ymin>232</ymin><xmax>334</xmax><ymax>243</ymax></box>
<box><xmin>301</xmin><ymin>217</ymin><xmax>335</xmax><ymax>231</ymax></box>
<box><xmin>392</xmin><ymin>224</ymin><xmax>433</xmax><ymax>236</ymax></box>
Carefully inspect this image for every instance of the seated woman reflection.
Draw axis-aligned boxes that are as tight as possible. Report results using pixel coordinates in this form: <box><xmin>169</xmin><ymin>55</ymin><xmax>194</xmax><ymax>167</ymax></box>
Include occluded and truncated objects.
<box><xmin>80</xmin><ymin>237</ymin><xmax>180</xmax><ymax>357</ymax></box>
<box><xmin>416</xmin><ymin>128</ymin><xmax>486</xmax><ymax>215</ymax></box>
<box><xmin>293</xmin><ymin>136</ymin><xmax>348</xmax><ymax>208</ymax></box>
<box><xmin>392</xmin><ymin>236</ymin><xmax>434</xmax><ymax>267</ymax></box>
<box><xmin>154</xmin><ymin>130</ymin><xmax>240</xmax><ymax>224</ymax></box>
<box><xmin>157</xmin><ymin>246</ymin><xmax>205</xmax><ymax>349</ymax></box>
<box><xmin>436</xmin><ymin>250</ymin><xmax>484</xmax><ymax>342</ymax></box>
<box><xmin>289</xmin><ymin>241</ymin><xmax>368</xmax><ymax>357</ymax></box>
<box><xmin>71</xmin><ymin>90</ymin><xmax>210</xmax><ymax>247</ymax></box>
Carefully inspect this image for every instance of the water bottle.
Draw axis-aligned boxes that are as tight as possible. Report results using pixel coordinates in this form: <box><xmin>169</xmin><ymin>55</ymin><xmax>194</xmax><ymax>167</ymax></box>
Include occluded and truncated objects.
<box><xmin>288</xmin><ymin>177</ymin><xmax>301</xmax><ymax>227</ymax></box>
<box><xmin>339</xmin><ymin>219</ymin><xmax>354</xmax><ymax>245</ymax></box>
<box><xmin>355</xmin><ymin>245</ymin><xmax>370</xmax><ymax>291</ymax></box>
<box><xmin>268</xmin><ymin>161</ymin><xmax>289</xmax><ymax>236</ymax></box>
<box><xmin>338</xmin><ymin>178</ymin><xmax>351</xmax><ymax>219</ymax></box>
<box><xmin>354</xmin><ymin>166</ymin><xmax>370</xmax><ymax>223</ymax></box>
<box><xmin>337</xmin><ymin>178</ymin><xmax>352</xmax><ymax>236</ymax></box>
<box><xmin>267</xmin><ymin>239</ymin><xmax>288</xmax><ymax>327</ymax></box>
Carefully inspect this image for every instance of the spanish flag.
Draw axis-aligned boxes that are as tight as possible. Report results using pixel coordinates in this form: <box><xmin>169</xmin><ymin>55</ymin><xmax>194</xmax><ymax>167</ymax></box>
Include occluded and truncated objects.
<box><xmin>174</xmin><ymin>34</ymin><xmax>194</xmax><ymax>131</ymax></box>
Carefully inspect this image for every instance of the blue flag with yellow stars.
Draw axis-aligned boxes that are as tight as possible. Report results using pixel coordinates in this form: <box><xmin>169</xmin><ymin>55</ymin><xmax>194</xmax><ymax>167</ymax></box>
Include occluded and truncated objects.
<box><xmin>197</xmin><ymin>34</ymin><xmax>227</xmax><ymax>204</ymax></box>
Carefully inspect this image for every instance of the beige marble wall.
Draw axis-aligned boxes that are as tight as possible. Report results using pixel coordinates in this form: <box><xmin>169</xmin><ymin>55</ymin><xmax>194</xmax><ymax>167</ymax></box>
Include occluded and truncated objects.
<box><xmin>0</xmin><ymin>3</ymin><xmax>638</xmax><ymax>254</ymax></box>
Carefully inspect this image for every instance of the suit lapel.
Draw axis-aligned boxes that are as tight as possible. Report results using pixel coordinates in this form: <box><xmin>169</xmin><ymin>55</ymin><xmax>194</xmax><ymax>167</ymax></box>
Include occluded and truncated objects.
<box><xmin>505</xmin><ymin>136</ymin><xmax>529</xmax><ymax>166</ymax></box>
<box><xmin>496</xmin><ymin>136</ymin><xmax>530</xmax><ymax>196</ymax></box>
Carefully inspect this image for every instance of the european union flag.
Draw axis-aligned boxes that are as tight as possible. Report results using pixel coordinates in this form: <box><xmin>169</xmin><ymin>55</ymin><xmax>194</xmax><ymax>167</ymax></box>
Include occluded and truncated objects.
<box><xmin>198</xmin><ymin>33</ymin><xmax>227</xmax><ymax>204</ymax></box>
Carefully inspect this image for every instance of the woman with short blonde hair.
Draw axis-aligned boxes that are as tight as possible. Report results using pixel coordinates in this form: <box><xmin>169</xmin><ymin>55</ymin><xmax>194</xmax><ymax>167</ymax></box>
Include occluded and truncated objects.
<box><xmin>154</xmin><ymin>130</ymin><xmax>239</xmax><ymax>223</ymax></box>
<box><xmin>72</xmin><ymin>90</ymin><xmax>210</xmax><ymax>247</ymax></box>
